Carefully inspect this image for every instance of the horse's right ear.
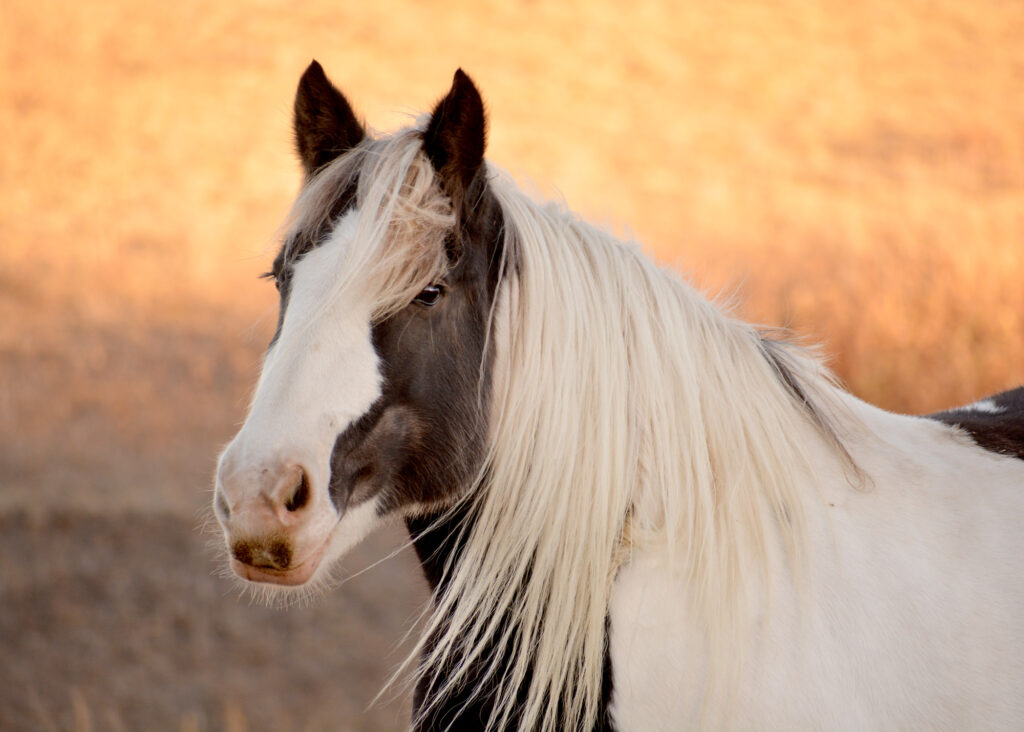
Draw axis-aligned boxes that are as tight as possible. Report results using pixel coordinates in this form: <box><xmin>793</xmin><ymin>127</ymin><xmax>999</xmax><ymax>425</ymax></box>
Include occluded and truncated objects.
<box><xmin>293</xmin><ymin>60</ymin><xmax>365</xmax><ymax>178</ymax></box>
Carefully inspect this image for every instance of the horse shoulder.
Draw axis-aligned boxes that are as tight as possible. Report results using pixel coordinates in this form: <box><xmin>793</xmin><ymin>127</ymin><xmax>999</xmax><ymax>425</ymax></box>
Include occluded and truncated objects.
<box><xmin>608</xmin><ymin>402</ymin><xmax>1024</xmax><ymax>730</ymax></box>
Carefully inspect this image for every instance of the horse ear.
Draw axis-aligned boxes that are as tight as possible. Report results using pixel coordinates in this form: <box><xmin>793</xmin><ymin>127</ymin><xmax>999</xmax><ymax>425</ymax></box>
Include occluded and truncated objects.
<box><xmin>423</xmin><ymin>69</ymin><xmax>487</xmax><ymax>203</ymax></box>
<box><xmin>293</xmin><ymin>60</ymin><xmax>365</xmax><ymax>178</ymax></box>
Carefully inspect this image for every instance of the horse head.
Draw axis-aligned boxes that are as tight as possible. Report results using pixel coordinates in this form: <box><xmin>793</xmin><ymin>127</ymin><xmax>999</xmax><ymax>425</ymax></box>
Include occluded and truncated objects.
<box><xmin>214</xmin><ymin>62</ymin><xmax>503</xmax><ymax>591</ymax></box>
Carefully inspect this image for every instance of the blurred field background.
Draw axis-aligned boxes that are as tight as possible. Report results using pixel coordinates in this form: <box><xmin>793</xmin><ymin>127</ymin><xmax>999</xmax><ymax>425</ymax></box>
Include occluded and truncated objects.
<box><xmin>1</xmin><ymin>0</ymin><xmax>1022</xmax><ymax>729</ymax></box>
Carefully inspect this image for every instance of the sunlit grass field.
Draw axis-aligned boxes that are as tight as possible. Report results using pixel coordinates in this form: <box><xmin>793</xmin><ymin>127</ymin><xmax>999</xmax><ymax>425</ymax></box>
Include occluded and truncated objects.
<box><xmin>1</xmin><ymin>0</ymin><xmax>1022</xmax><ymax>728</ymax></box>
<box><xmin>4</xmin><ymin>0</ymin><xmax>1022</xmax><ymax>416</ymax></box>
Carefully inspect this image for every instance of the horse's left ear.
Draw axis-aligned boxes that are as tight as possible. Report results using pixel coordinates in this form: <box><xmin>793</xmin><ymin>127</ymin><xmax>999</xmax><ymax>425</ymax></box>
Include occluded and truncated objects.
<box><xmin>423</xmin><ymin>69</ymin><xmax>487</xmax><ymax>204</ymax></box>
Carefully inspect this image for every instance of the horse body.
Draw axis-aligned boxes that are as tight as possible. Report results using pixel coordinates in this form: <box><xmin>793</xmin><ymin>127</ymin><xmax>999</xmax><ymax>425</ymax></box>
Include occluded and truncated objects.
<box><xmin>611</xmin><ymin>394</ymin><xmax>1024</xmax><ymax>729</ymax></box>
<box><xmin>213</xmin><ymin>62</ymin><xmax>1024</xmax><ymax>730</ymax></box>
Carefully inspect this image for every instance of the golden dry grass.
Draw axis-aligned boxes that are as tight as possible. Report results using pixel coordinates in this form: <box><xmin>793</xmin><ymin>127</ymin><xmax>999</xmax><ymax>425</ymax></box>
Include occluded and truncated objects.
<box><xmin>3</xmin><ymin>0</ymin><xmax>1022</xmax><ymax>422</ymax></box>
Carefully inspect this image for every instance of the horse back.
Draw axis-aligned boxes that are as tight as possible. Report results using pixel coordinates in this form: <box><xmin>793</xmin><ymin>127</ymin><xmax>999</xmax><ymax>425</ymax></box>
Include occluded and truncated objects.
<box><xmin>929</xmin><ymin>386</ymin><xmax>1024</xmax><ymax>460</ymax></box>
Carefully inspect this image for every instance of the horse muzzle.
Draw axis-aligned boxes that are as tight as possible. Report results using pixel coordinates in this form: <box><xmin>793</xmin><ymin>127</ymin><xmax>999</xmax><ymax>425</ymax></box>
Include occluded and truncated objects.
<box><xmin>214</xmin><ymin>453</ymin><xmax>338</xmax><ymax>586</ymax></box>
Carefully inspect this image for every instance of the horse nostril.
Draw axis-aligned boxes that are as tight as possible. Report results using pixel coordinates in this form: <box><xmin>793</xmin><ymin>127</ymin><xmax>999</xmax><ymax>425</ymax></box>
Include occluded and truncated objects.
<box><xmin>284</xmin><ymin>470</ymin><xmax>310</xmax><ymax>512</ymax></box>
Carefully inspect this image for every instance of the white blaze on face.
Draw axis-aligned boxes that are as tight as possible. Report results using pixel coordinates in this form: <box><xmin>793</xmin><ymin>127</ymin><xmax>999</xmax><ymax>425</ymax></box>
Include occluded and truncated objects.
<box><xmin>215</xmin><ymin>209</ymin><xmax>388</xmax><ymax>586</ymax></box>
<box><xmin>250</xmin><ymin>211</ymin><xmax>382</xmax><ymax>471</ymax></box>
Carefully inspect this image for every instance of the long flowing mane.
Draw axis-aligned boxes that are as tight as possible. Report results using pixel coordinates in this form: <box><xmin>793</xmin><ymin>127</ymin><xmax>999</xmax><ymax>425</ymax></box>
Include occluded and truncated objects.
<box><xmin>282</xmin><ymin>122</ymin><xmax>852</xmax><ymax>730</ymax></box>
<box><xmin>332</xmin><ymin>137</ymin><xmax>850</xmax><ymax>729</ymax></box>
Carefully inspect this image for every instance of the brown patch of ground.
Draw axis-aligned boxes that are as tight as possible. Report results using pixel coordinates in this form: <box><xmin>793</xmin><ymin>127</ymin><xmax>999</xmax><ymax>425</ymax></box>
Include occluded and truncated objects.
<box><xmin>0</xmin><ymin>510</ymin><xmax>426</xmax><ymax>732</ymax></box>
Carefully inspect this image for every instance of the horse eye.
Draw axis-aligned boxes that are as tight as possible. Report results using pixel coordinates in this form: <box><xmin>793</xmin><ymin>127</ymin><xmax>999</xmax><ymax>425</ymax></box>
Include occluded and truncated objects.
<box><xmin>272</xmin><ymin>268</ymin><xmax>292</xmax><ymax>293</ymax></box>
<box><xmin>260</xmin><ymin>269</ymin><xmax>279</xmax><ymax>290</ymax></box>
<box><xmin>414</xmin><ymin>284</ymin><xmax>444</xmax><ymax>307</ymax></box>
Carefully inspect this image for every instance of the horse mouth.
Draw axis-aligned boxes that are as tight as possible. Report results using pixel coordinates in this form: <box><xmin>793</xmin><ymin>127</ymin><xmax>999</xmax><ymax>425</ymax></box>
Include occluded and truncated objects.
<box><xmin>230</xmin><ymin>536</ymin><xmax>331</xmax><ymax>586</ymax></box>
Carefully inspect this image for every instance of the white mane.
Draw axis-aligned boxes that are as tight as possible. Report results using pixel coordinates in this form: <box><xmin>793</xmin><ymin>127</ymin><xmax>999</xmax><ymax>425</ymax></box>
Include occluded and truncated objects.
<box><xmin>398</xmin><ymin>161</ymin><xmax>850</xmax><ymax>729</ymax></box>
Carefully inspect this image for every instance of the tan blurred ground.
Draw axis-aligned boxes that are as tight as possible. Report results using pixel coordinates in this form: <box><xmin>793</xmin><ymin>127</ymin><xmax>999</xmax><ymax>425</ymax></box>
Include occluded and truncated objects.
<box><xmin>1</xmin><ymin>0</ymin><xmax>1022</xmax><ymax>729</ymax></box>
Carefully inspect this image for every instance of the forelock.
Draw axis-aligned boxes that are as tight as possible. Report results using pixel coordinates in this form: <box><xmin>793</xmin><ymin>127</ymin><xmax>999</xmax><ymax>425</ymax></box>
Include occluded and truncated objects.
<box><xmin>282</xmin><ymin>126</ymin><xmax>457</xmax><ymax>320</ymax></box>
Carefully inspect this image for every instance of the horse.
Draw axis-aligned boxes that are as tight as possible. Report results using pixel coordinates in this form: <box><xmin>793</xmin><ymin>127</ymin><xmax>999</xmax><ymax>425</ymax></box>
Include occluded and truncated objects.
<box><xmin>213</xmin><ymin>61</ymin><xmax>1024</xmax><ymax>731</ymax></box>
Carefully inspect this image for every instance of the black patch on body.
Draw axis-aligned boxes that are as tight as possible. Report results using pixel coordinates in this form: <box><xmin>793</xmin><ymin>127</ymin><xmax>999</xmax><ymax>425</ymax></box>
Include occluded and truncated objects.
<box><xmin>929</xmin><ymin>386</ymin><xmax>1024</xmax><ymax>460</ymax></box>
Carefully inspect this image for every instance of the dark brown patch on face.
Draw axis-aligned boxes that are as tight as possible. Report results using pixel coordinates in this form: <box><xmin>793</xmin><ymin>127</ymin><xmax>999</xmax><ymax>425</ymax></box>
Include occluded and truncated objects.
<box><xmin>326</xmin><ymin>177</ymin><xmax>505</xmax><ymax>517</ymax></box>
<box><xmin>231</xmin><ymin>537</ymin><xmax>292</xmax><ymax>571</ymax></box>
<box><xmin>332</xmin><ymin>405</ymin><xmax>424</xmax><ymax>508</ymax></box>
<box><xmin>929</xmin><ymin>386</ymin><xmax>1024</xmax><ymax>460</ymax></box>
